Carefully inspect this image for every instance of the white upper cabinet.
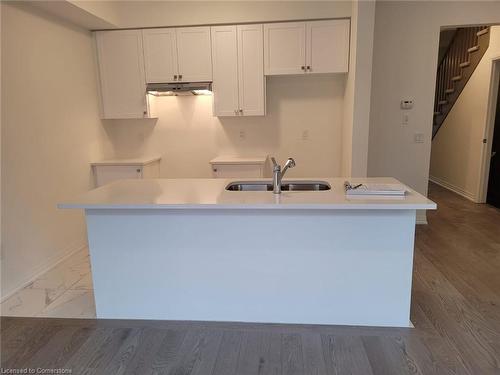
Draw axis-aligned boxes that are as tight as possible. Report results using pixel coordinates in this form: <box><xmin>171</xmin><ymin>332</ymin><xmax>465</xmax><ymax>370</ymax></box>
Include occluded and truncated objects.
<box><xmin>143</xmin><ymin>26</ymin><xmax>212</xmax><ymax>83</ymax></box>
<box><xmin>264</xmin><ymin>22</ymin><xmax>306</xmax><ymax>75</ymax></box>
<box><xmin>211</xmin><ymin>26</ymin><xmax>239</xmax><ymax>116</ymax></box>
<box><xmin>237</xmin><ymin>24</ymin><xmax>265</xmax><ymax>116</ymax></box>
<box><xmin>176</xmin><ymin>27</ymin><xmax>212</xmax><ymax>82</ymax></box>
<box><xmin>95</xmin><ymin>19</ymin><xmax>347</xmax><ymax>119</ymax></box>
<box><xmin>211</xmin><ymin>24</ymin><xmax>265</xmax><ymax>117</ymax></box>
<box><xmin>142</xmin><ymin>28</ymin><xmax>178</xmax><ymax>83</ymax></box>
<box><xmin>95</xmin><ymin>30</ymin><xmax>148</xmax><ymax>119</ymax></box>
<box><xmin>264</xmin><ymin>19</ymin><xmax>350</xmax><ymax>75</ymax></box>
<box><xmin>306</xmin><ymin>19</ymin><xmax>350</xmax><ymax>73</ymax></box>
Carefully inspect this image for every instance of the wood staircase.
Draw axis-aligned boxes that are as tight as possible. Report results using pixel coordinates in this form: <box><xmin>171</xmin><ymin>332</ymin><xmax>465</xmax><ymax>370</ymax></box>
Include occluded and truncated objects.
<box><xmin>433</xmin><ymin>26</ymin><xmax>490</xmax><ymax>139</ymax></box>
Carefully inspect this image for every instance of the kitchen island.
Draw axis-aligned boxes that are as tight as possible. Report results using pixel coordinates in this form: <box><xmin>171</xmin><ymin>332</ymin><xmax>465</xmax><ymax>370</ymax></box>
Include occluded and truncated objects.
<box><xmin>60</xmin><ymin>177</ymin><xmax>436</xmax><ymax>327</ymax></box>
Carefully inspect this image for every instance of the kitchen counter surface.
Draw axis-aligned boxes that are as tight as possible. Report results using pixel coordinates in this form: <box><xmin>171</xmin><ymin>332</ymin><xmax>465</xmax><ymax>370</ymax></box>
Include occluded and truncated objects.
<box><xmin>59</xmin><ymin>177</ymin><xmax>436</xmax><ymax>210</ymax></box>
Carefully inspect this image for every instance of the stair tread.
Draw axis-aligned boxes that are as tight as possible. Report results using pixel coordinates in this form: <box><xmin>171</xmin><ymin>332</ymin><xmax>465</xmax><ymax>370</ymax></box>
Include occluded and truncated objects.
<box><xmin>459</xmin><ymin>61</ymin><xmax>471</xmax><ymax>68</ymax></box>
<box><xmin>468</xmin><ymin>45</ymin><xmax>480</xmax><ymax>53</ymax></box>
<box><xmin>477</xmin><ymin>28</ymin><xmax>489</xmax><ymax>36</ymax></box>
<box><xmin>445</xmin><ymin>88</ymin><xmax>455</xmax><ymax>94</ymax></box>
<box><xmin>434</xmin><ymin>111</ymin><xmax>441</xmax><ymax>116</ymax></box>
<box><xmin>438</xmin><ymin>100</ymin><xmax>448</xmax><ymax>105</ymax></box>
<box><xmin>451</xmin><ymin>75</ymin><xmax>462</xmax><ymax>81</ymax></box>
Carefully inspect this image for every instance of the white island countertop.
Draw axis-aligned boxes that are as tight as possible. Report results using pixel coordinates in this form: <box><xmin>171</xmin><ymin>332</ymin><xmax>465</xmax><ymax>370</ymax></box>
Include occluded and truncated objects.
<box><xmin>59</xmin><ymin>177</ymin><xmax>436</xmax><ymax>210</ymax></box>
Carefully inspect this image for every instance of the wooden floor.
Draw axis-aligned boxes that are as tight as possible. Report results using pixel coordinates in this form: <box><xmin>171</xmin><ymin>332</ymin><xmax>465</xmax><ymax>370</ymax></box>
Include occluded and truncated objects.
<box><xmin>1</xmin><ymin>183</ymin><xmax>500</xmax><ymax>375</ymax></box>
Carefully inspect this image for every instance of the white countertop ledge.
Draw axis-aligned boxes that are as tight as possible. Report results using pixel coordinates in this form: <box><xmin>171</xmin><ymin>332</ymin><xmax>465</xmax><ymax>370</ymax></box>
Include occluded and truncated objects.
<box><xmin>209</xmin><ymin>156</ymin><xmax>267</xmax><ymax>165</ymax></box>
<box><xmin>90</xmin><ymin>156</ymin><xmax>161</xmax><ymax>166</ymax></box>
<box><xmin>59</xmin><ymin>178</ymin><xmax>437</xmax><ymax>210</ymax></box>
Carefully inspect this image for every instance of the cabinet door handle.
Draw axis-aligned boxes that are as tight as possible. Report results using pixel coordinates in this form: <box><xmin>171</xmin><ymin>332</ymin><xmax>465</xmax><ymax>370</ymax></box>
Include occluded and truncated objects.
<box><xmin>174</xmin><ymin>75</ymin><xmax>178</xmax><ymax>80</ymax></box>
<box><xmin>239</xmin><ymin>109</ymin><xmax>243</xmax><ymax>114</ymax></box>
<box><xmin>136</xmin><ymin>169</ymin><xmax>141</xmax><ymax>173</ymax></box>
<box><xmin>142</xmin><ymin>90</ymin><xmax>148</xmax><ymax>115</ymax></box>
<box><xmin>306</xmin><ymin>66</ymin><xmax>311</xmax><ymax>71</ymax></box>
<box><xmin>301</xmin><ymin>66</ymin><xmax>305</xmax><ymax>71</ymax></box>
<box><xmin>178</xmin><ymin>74</ymin><xmax>183</xmax><ymax>80</ymax></box>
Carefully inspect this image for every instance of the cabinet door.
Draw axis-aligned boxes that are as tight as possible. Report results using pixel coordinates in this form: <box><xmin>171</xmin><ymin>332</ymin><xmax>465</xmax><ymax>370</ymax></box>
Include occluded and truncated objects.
<box><xmin>95</xmin><ymin>30</ymin><xmax>147</xmax><ymax>119</ymax></box>
<box><xmin>94</xmin><ymin>166</ymin><xmax>142</xmax><ymax>187</ymax></box>
<box><xmin>264</xmin><ymin>22</ymin><xmax>306</xmax><ymax>75</ymax></box>
<box><xmin>176</xmin><ymin>26</ymin><xmax>212</xmax><ymax>82</ymax></box>
<box><xmin>142</xmin><ymin>28</ymin><xmax>178</xmax><ymax>83</ymax></box>
<box><xmin>237</xmin><ymin>24</ymin><xmax>265</xmax><ymax>116</ymax></box>
<box><xmin>306</xmin><ymin>20</ymin><xmax>350</xmax><ymax>74</ymax></box>
<box><xmin>211</xmin><ymin>26</ymin><xmax>239</xmax><ymax>117</ymax></box>
<box><xmin>212</xmin><ymin>164</ymin><xmax>263</xmax><ymax>178</ymax></box>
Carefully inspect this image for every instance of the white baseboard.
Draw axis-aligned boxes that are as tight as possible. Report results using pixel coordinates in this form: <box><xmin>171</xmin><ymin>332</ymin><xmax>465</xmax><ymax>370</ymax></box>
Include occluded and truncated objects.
<box><xmin>429</xmin><ymin>175</ymin><xmax>477</xmax><ymax>202</ymax></box>
<box><xmin>0</xmin><ymin>238</ymin><xmax>88</xmax><ymax>303</ymax></box>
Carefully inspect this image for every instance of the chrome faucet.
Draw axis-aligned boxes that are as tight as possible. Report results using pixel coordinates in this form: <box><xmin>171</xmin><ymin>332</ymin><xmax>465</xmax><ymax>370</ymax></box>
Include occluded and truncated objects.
<box><xmin>271</xmin><ymin>157</ymin><xmax>296</xmax><ymax>194</ymax></box>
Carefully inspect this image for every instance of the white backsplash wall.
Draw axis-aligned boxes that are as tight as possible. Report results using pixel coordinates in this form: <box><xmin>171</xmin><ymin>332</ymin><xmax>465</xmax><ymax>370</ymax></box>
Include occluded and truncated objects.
<box><xmin>103</xmin><ymin>74</ymin><xmax>345</xmax><ymax>178</ymax></box>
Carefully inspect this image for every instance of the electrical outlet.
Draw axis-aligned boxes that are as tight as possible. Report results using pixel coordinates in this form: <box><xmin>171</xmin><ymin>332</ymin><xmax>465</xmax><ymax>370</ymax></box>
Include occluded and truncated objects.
<box><xmin>414</xmin><ymin>133</ymin><xmax>425</xmax><ymax>143</ymax></box>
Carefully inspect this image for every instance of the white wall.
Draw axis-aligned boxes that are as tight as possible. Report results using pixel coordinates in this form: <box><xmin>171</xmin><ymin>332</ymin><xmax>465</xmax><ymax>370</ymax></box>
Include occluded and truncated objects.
<box><xmin>430</xmin><ymin>26</ymin><xmax>500</xmax><ymax>201</ymax></box>
<box><xmin>101</xmin><ymin>1</ymin><xmax>352</xmax><ymax>29</ymax></box>
<box><xmin>19</xmin><ymin>1</ymin><xmax>352</xmax><ymax>33</ymax></box>
<box><xmin>368</xmin><ymin>1</ymin><xmax>500</xmax><ymax>200</ymax></box>
<box><xmin>0</xmin><ymin>3</ymin><xmax>3</xmax><ymax>286</ymax></box>
<box><xmin>1</xmin><ymin>3</ymin><xmax>111</xmax><ymax>299</ymax></box>
<box><xmin>342</xmin><ymin>0</ymin><xmax>375</xmax><ymax>177</ymax></box>
<box><xmin>104</xmin><ymin>75</ymin><xmax>345</xmax><ymax>178</ymax></box>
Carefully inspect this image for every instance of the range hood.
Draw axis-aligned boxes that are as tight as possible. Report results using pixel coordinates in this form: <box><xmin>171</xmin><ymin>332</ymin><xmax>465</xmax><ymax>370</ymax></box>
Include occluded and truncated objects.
<box><xmin>146</xmin><ymin>82</ymin><xmax>212</xmax><ymax>96</ymax></box>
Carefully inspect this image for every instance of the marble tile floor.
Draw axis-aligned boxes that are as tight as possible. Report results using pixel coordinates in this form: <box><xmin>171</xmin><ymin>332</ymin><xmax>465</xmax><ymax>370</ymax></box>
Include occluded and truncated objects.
<box><xmin>1</xmin><ymin>247</ymin><xmax>96</xmax><ymax>318</ymax></box>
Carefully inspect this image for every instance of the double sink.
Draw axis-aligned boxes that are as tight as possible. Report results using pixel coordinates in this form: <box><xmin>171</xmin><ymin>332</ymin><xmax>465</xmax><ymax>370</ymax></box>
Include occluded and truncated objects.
<box><xmin>226</xmin><ymin>181</ymin><xmax>331</xmax><ymax>192</ymax></box>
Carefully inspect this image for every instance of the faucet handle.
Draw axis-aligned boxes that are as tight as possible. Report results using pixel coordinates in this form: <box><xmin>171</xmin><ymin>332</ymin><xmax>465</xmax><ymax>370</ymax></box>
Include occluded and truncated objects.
<box><xmin>271</xmin><ymin>157</ymin><xmax>281</xmax><ymax>171</ymax></box>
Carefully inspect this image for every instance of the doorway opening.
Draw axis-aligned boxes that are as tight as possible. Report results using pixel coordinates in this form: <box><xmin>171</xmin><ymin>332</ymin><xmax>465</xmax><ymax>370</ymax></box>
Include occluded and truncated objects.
<box><xmin>429</xmin><ymin>25</ymin><xmax>500</xmax><ymax>203</ymax></box>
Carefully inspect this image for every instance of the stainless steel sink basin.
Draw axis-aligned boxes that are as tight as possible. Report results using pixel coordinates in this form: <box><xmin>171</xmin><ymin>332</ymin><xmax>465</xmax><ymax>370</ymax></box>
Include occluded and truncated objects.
<box><xmin>226</xmin><ymin>180</ymin><xmax>331</xmax><ymax>191</ymax></box>
<box><xmin>282</xmin><ymin>181</ymin><xmax>331</xmax><ymax>191</ymax></box>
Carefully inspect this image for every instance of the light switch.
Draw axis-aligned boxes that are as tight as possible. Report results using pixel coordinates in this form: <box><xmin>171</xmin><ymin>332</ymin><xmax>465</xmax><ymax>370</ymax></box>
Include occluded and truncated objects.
<box><xmin>401</xmin><ymin>100</ymin><xmax>414</xmax><ymax>110</ymax></box>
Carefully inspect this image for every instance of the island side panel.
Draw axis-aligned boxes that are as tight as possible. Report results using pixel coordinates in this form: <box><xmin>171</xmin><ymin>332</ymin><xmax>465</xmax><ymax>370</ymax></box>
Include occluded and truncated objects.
<box><xmin>85</xmin><ymin>208</ymin><xmax>416</xmax><ymax>327</ymax></box>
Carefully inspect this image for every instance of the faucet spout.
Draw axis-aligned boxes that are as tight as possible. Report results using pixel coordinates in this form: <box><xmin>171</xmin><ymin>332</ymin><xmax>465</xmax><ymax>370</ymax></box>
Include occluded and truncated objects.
<box><xmin>271</xmin><ymin>157</ymin><xmax>296</xmax><ymax>194</ymax></box>
<box><xmin>281</xmin><ymin>158</ymin><xmax>296</xmax><ymax>176</ymax></box>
